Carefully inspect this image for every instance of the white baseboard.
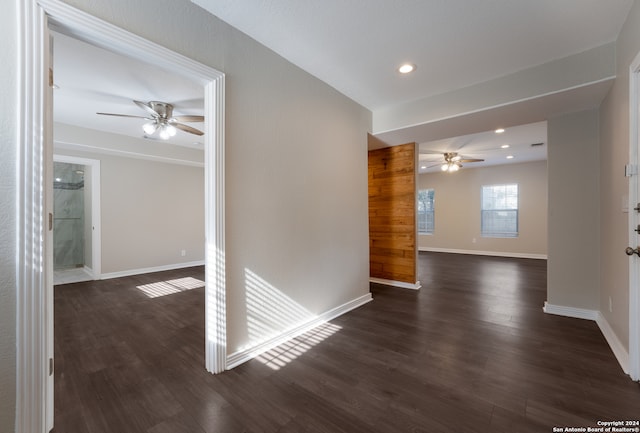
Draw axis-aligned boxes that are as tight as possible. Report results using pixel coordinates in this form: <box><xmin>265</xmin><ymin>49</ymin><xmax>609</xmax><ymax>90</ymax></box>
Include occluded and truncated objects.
<box><xmin>369</xmin><ymin>277</ymin><xmax>421</xmax><ymax>290</ymax></box>
<box><xmin>83</xmin><ymin>265</ymin><xmax>96</xmax><ymax>282</ymax></box>
<box><xmin>419</xmin><ymin>247</ymin><xmax>547</xmax><ymax>260</ymax></box>
<box><xmin>226</xmin><ymin>293</ymin><xmax>373</xmax><ymax>370</ymax></box>
<box><xmin>543</xmin><ymin>302</ymin><xmax>598</xmax><ymax>320</ymax></box>
<box><xmin>543</xmin><ymin>302</ymin><xmax>629</xmax><ymax>374</ymax></box>
<box><xmin>596</xmin><ymin>312</ymin><xmax>630</xmax><ymax>374</ymax></box>
<box><xmin>100</xmin><ymin>260</ymin><xmax>205</xmax><ymax>280</ymax></box>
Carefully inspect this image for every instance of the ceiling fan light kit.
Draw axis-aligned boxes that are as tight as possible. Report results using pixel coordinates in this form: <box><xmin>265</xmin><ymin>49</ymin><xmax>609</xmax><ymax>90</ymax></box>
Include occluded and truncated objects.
<box><xmin>441</xmin><ymin>162</ymin><xmax>460</xmax><ymax>172</ymax></box>
<box><xmin>97</xmin><ymin>100</ymin><xmax>205</xmax><ymax>140</ymax></box>
<box><xmin>158</xmin><ymin>123</ymin><xmax>177</xmax><ymax>140</ymax></box>
<box><xmin>429</xmin><ymin>152</ymin><xmax>484</xmax><ymax>173</ymax></box>
<box><xmin>142</xmin><ymin>122</ymin><xmax>157</xmax><ymax>135</ymax></box>
<box><xmin>144</xmin><ymin>119</ymin><xmax>177</xmax><ymax>139</ymax></box>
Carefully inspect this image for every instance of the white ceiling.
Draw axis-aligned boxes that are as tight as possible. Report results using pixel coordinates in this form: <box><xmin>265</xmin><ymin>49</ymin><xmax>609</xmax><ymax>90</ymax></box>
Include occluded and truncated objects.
<box><xmin>191</xmin><ymin>0</ymin><xmax>632</xmax><ymax>111</ymax></box>
<box><xmin>417</xmin><ymin>121</ymin><xmax>547</xmax><ymax>173</ymax></box>
<box><xmin>53</xmin><ymin>32</ymin><xmax>205</xmax><ymax>149</ymax></box>
<box><xmin>53</xmin><ymin>2</ymin><xmax>633</xmax><ymax>170</ymax></box>
<box><xmin>191</xmin><ymin>0</ymin><xmax>632</xmax><ymax>171</ymax></box>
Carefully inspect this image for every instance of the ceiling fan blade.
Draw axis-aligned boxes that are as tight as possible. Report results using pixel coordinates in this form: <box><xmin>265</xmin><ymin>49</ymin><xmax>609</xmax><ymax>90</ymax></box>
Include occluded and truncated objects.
<box><xmin>172</xmin><ymin>115</ymin><xmax>204</xmax><ymax>123</ymax></box>
<box><xmin>453</xmin><ymin>138</ymin><xmax>473</xmax><ymax>151</ymax></box>
<box><xmin>173</xmin><ymin>122</ymin><xmax>204</xmax><ymax>136</ymax></box>
<box><xmin>134</xmin><ymin>100</ymin><xmax>160</xmax><ymax>117</ymax></box>
<box><xmin>419</xmin><ymin>149</ymin><xmax>447</xmax><ymax>154</ymax></box>
<box><xmin>96</xmin><ymin>112</ymin><xmax>148</xmax><ymax>119</ymax></box>
<box><xmin>459</xmin><ymin>158</ymin><xmax>484</xmax><ymax>163</ymax></box>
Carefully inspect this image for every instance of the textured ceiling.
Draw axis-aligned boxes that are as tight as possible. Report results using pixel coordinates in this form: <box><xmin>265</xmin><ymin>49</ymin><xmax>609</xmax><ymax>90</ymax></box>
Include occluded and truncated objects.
<box><xmin>191</xmin><ymin>0</ymin><xmax>632</xmax><ymax>111</ymax></box>
<box><xmin>53</xmin><ymin>1</ymin><xmax>633</xmax><ymax>170</ymax></box>
<box><xmin>417</xmin><ymin>121</ymin><xmax>547</xmax><ymax>173</ymax></box>
<box><xmin>191</xmin><ymin>0</ymin><xmax>631</xmax><ymax>169</ymax></box>
<box><xmin>53</xmin><ymin>32</ymin><xmax>205</xmax><ymax>149</ymax></box>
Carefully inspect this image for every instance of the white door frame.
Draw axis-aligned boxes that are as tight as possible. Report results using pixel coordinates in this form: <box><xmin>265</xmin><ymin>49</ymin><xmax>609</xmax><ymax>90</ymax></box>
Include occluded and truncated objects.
<box><xmin>628</xmin><ymin>50</ymin><xmax>640</xmax><ymax>382</ymax></box>
<box><xmin>53</xmin><ymin>154</ymin><xmax>102</xmax><ymax>280</ymax></box>
<box><xmin>17</xmin><ymin>1</ymin><xmax>226</xmax><ymax>431</ymax></box>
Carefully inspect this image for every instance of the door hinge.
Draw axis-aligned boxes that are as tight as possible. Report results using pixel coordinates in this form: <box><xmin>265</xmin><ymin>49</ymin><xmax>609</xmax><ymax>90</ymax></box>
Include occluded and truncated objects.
<box><xmin>49</xmin><ymin>357</ymin><xmax>53</xmax><ymax>376</ymax></box>
<box><xmin>625</xmin><ymin>163</ymin><xmax>638</xmax><ymax>177</ymax></box>
<box><xmin>49</xmin><ymin>68</ymin><xmax>54</xmax><ymax>88</ymax></box>
<box><xmin>48</xmin><ymin>213</ymin><xmax>53</xmax><ymax>231</ymax></box>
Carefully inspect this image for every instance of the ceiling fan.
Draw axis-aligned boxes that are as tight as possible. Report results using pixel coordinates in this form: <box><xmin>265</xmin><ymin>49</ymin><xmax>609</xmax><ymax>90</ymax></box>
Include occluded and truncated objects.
<box><xmin>427</xmin><ymin>152</ymin><xmax>484</xmax><ymax>172</ymax></box>
<box><xmin>97</xmin><ymin>100</ymin><xmax>204</xmax><ymax>140</ymax></box>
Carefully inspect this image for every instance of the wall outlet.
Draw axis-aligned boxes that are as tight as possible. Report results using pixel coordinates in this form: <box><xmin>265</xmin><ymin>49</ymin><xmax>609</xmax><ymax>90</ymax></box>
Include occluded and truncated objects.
<box><xmin>181</xmin><ymin>249</ymin><xmax>186</xmax><ymax>257</ymax></box>
<box><xmin>609</xmin><ymin>296</ymin><xmax>613</xmax><ymax>313</ymax></box>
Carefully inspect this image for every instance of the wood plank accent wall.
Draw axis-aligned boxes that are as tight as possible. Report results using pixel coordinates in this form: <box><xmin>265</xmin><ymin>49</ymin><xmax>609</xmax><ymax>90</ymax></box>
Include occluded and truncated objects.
<box><xmin>368</xmin><ymin>141</ymin><xmax>417</xmax><ymax>285</ymax></box>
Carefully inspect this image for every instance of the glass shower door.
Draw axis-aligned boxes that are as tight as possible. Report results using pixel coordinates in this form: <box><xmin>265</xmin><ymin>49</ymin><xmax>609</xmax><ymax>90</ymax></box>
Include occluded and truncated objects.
<box><xmin>53</xmin><ymin>161</ymin><xmax>85</xmax><ymax>271</ymax></box>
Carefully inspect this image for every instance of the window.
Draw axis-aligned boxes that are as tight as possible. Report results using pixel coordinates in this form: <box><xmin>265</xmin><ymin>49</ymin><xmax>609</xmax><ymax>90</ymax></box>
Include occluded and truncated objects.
<box><xmin>481</xmin><ymin>184</ymin><xmax>518</xmax><ymax>237</ymax></box>
<box><xmin>418</xmin><ymin>189</ymin><xmax>435</xmax><ymax>234</ymax></box>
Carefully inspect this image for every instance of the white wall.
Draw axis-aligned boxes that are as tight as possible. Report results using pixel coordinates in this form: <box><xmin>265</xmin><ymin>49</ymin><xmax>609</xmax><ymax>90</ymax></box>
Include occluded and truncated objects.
<box><xmin>100</xmin><ymin>157</ymin><xmax>204</xmax><ymax>274</ymax></box>
<box><xmin>223</xmin><ymin>33</ymin><xmax>371</xmax><ymax>352</ymax></box>
<box><xmin>2</xmin><ymin>1</ymin><xmax>371</xmax><ymax>426</ymax></box>
<box><xmin>55</xmin><ymin>142</ymin><xmax>205</xmax><ymax>275</ymax></box>
<box><xmin>418</xmin><ymin>160</ymin><xmax>547</xmax><ymax>257</ymax></box>
<box><xmin>0</xmin><ymin>0</ymin><xmax>17</xmax><ymax>428</ymax></box>
<box><xmin>547</xmin><ymin>109</ymin><xmax>600</xmax><ymax>310</ymax></box>
<box><xmin>48</xmin><ymin>0</ymin><xmax>372</xmax><ymax>356</ymax></box>
<box><xmin>599</xmin><ymin>1</ymin><xmax>640</xmax><ymax>351</ymax></box>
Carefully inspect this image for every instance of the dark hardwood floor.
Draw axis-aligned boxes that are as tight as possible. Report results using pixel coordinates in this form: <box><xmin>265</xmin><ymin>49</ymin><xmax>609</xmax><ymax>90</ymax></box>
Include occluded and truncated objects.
<box><xmin>52</xmin><ymin>252</ymin><xmax>640</xmax><ymax>433</ymax></box>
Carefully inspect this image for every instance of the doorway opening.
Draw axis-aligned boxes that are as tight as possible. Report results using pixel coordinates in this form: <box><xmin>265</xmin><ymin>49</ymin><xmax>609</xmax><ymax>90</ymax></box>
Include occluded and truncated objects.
<box><xmin>53</xmin><ymin>161</ymin><xmax>90</xmax><ymax>282</ymax></box>
<box><xmin>52</xmin><ymin>155</ymin><xmax>101</xmax><ymax>284</ymax></box>
<box><xmin>17</xmin><ymin>1</ymin><xmax>226</xmax><ymax>431</ymax></box>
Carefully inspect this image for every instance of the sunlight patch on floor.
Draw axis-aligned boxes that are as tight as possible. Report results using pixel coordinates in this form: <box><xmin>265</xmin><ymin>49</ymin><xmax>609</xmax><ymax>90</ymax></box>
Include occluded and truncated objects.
<box><xmin>136</xmin><ymin>276</ymin><xmax>204</xmax><ymax>298</ymax></box>
<box><xmin>255</xmin><ymin>322</ymin><xmax>342</xmax><ymax>370</ymax></box>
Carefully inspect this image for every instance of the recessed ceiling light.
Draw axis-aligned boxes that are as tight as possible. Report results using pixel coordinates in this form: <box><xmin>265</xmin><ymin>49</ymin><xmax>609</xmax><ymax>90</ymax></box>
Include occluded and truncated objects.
<box><xmin>506</xmin><ymin>155</ymin><xmax>514</xmax><ymax>159</ymax></box>
<box><xmin>501</xmin><ymin>144</ymin><xmax>510</xmax><ymax>149</ymax></box>
<box><xmin>421</xmin><ymin>165</ymin><xmax>426</xmax><ymax>170</ymax></box>
<box><xmin>495</xmin><ymin>128</ymin><xmax>505</xmax><ymax>134</ymax></box>
<box><xmin>398</xmin><ymin>63</ymin><xmax>416</xmax><ymax>74</ymax></box>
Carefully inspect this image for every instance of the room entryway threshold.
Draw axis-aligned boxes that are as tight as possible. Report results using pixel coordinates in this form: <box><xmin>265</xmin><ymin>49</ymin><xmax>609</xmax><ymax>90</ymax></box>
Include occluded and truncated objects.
<box><xmin>54</xmin><ymin>267</ymin><xmax>93</xmax><ymax>285</ymax></box>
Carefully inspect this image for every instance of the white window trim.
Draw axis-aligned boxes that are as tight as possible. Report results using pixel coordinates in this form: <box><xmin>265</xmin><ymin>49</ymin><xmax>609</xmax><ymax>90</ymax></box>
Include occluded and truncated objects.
<box><xmin>481</xmin><ymin>184</ymin><xmax>519</xmax><ymax>238</ymax></box>
<box><xmin>418</xmin><ymin>188</ymin><xmax>435</xmax><ymax>235</ymax></box>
